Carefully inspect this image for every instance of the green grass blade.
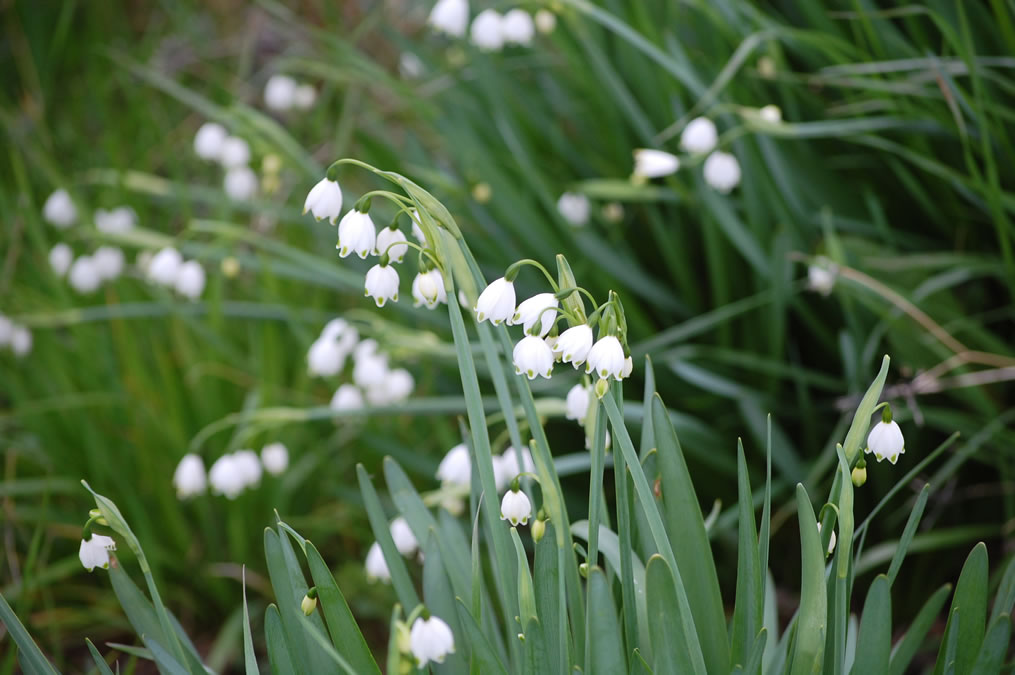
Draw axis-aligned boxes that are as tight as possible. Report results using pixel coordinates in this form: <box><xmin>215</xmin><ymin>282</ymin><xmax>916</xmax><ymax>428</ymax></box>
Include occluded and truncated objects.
<box><xmin>422</xmin><ymin>531</ymin><xmax>469</xmax><ymax>675</ymax></box>
<box><xmin>887</xmin><ymin>485</ymin><xmax>931</xmax><ymax>587</ymax></box>
<box><xmin>790</xmin><ymin>484</ymin><xmax>827</xmax><ymax>675</ymax></box>
<box><xmin>265</xmin><ymin>604</ymin><xmax>297</xmax><ymax>675</ymax></box>
<box><xmin>850</xmin><ymin>575</ymin><xmax>891</xmax><ymax>675</ymax></box>
<box><xmin>888</xmin><ymin>584</ymin><xmax>952</xmax><ymax>675</ymax></box>
<box><xmin>142</xmin><ymin>636</ymin><xmax>191</xmax><ymax>675</ymax></box>
<box><xmin>969</xmin><ymin>614</ymin><xmax>1011</xmax><ymax>675</ymax></box>
<box><xmin>934</xmin><ymin>543</ymin><xmax>989</xmax><ymax>675</ymax></box>
<box><xmin>586</xmin><ymin>568</ymin><xmax>626</xmax><ymax>675</ymax></box>
<box><xmin>841</xmin><ymin>355</ymin><xmax>890</xmax><ymax>465</ymax></box>
<box><xmin>85</xmin><ymin>639</ymin><xmax>116</xmax><ymax>675</ymax></box>
<box><xmin>760</xmin><ymin>415</ymin><xmax>772</xmax><ymax>586</ymax></box>
<box><xmin>241</xmin><ymin>568</ymin><xmax>259</xmax><ymax>675</ymax></box>
<box><xmin>534</xmin><ymin>522</ymin><xmax>567</xmax><ymax>673</ymax></box>
<box><xmin>731</xmin><ymin>440</ymin><xmax>763</xmax><ymax>671</ymax></box>
<box><xmin>988</xmin><ymin>556</ymin><xmax>1015</xmax><ymax>625</ymax></box>
<box><xmin>0</xmin><ymin>589</ymin><xmax>58</xmax><ymax>675</ymax></box>
<box><xmin>454</xmin><ymin>598</ymin><xmax>510</xmax><ymax>675</ymax></box>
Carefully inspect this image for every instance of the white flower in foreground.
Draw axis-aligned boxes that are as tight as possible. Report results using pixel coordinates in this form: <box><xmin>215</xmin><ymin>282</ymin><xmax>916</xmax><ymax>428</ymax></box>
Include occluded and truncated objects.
<box><xmin>293</xmin><ymin>84</ymin><xmax>317</xmax><ymax>110</ymax></box>
<box><xmin>364</xmin><ymin>264</ymin><xmax>399</xmax><ymax>307</ymax></box>
<box><xmin>703</xmin><ymin>151</ymin><xmax>741</xmax><ymax>193</ymax></box>
<box><xmin>410</xmin><ymin>615</ymin><xmax>456</xmax><ymax>666</ymax></box>
<box><xmin>513</xmin><ymin>335</ymin><xmax>554</xmax><ymax>380</ymax></box>
<box><xmin>412</xmin><ymin>269</ymin><xmax>447</xmax><ymax>309</ymax></box>
<box><xmin>209</xmin><ymin>454</ymin><xmax>246</xmax><ymax>499</ymax></box>
<box><xmin>817</xmin><ymin>523</ymin><xmax>836</xmax><ymax>556</ymax></box>
<box><xmin>428</xmin><ymin>0</ymin><xmax>469</xmax><ymax>37</ymax></box>
<box><xmin>365</xmin><ymin>542</ymin><xmax>391</xmax><ymax>583</ymax></box>
<box><xmin>93</xmin><ymin>246</ymin><xmax>125</xmax><ymax>281</ymax></box>
<box><xmin>175</xmin><ymin>260</ymin><xmax>207</xmax><ymax>300</ymax></box>
<box><xmin>194</xmin><ymin>122</ymin><xmax>227</xmax><ymax>160</ymax></box>
<box><xmin>304</xmin><ymin>178</ymin><xmax>344</xmax><ymax>224</ymax></box>
<box><xmin>11</xmin><ymin>325</ymin><xmax>32</xmax><ymax>357</ymax></box>
<box><xmin>534</xmin><ymin>9</ymin><xmax>556</xmax><ymax>34</ymax></box>
<box><xmin>437</xmin><ymin>444</ymin><xmax>471</xmax><ymax>486</ymax></box>
<box><xmin>474</xmin><ymin>277</ymin><xmax>516</xmax><ymax>325</ymax></box>
<box><xmin>95</xmin><ymin>206</ymin><xmax>136</xmax><ymax>234</ymax></box>
<box><xmin>622</xmin><ymin>355</ymin><xmax>634</xmax><ymax>379</ymax></box>
<box><xmin>79</xmin><ymin>534</ymin><xmax>116</xmax><ymax>572</ymax></box>
<box><xmin>557</xmin><ymin>192</ymin><xmax>590</xmax><ymax>227</ymax></box>
<box><xmin>353</xmin><ymin>352</ymin><xmax>389</xmax><ymax>389</ymax></box>
<box><xmin>680</xmin><ymin>117</ymin><xmax>718</xmax><ymax>154</ymax></box>
<box><xmin>43</xmin><ymin>189</ymin><xmax>77</xmax><ymax>228</ymax></box>
<box><xmin>500</xmin><ymin>487</ymin><xmax>532</xmax><ymax>526</ymax></box>
<box><xmin>264</xmin><ymin>74</ymin><xmax>297</xmax><ymax>111</ymax></box>
<box><xmin>219</xmin><ymin>136</ymin><xmax>251</xmax><ymax>168</ymax></box>
<box><xmin>173</xmin><ymin>454</ymin><xmax>207</xmax><ymax>498</ymax></box>
<box><xmin>148</xmin><ymin>247</ymin><xmax>183</xmax><ymax>286</ymax></box>
<box><xmin>808</xmin><ymin>264</ymin><xmax>836</xmax><ymax>296</ymax></box>
<box><xmin>307</xmin><ymin>337</ymin><xmax>345</xmax><ymax>377</ymax></box>
<box><xmin>224</xmin><ymin>166</ymin><xmax>258</xmax><ymax>200</ymax></box>
<box><xmin>331</xmin><ymin>384</ymin><xmax>365</xmax><ymax>411</ymax></box>
<box><xmin>49</xmin><ymin>243</ymin><xmax>73</xmax><ymax>277</ymax></box>
<box><xmin>511</xmin><ymin>293</ymin><xmax>559</xmax><ymax>337</ymax></box>
<box><xmin>759</xmin><ymin>104</ymin><xmax>782</xmax><ymax>123</ymax></box>
<box><xmin>338</xmin><ymin>209</ymin><xmax>377</xmax><ymax>259</ymax></box>
<box><xmin>233</xmin><ymin>449</ymin><xmax>263</xmax><ymax>488</ymax></box>
<box><xmin>501</xmin><ymin>9</ymin><xmax>535</xmax><ymax>45</ymax></box>
<box><xmin>565</xmin><ymin>383</ymin><xmax>591</xmax><ymax>423</ymax></box>
<box><xmin>633</xmin><ymin>149</ymin><xmax>680</xmax><ymax>179</ymax></box>
<box><xmin>389</xmin><ymin>517</ymin><xmax>418</xmax><ymax>557</ymax></box>
<box><xmin>866</xmin><ymin>417</ymin><xmax>905</xmax><ymax>464</ymax></box>
<box><xmin>68</xmin><ymin>256</ymin><xmax>101</xmax><ymax>294</ymax></box>
<box><xmin>261</xmin><ymin>442</ymin><xmax>289</xmax><ymax>475</ymax></box>
<box><xmin>471</xmin><ymin>9</ymin><xmax>504</xmax><ymax>51</ymax></box>
<box><xmin>556</xmin><ymin>324</ymin><xmax>594</xmax><ymax>367</ymax></box>
<box><xmin>586</xmin><ymin>335</ymin><xmax>626</xmax><ymax>380</ymax></box>
<box><xmin>376</xmin><ymin>226</ymin><xmax>409</xmax><ymax>262</ymax></box>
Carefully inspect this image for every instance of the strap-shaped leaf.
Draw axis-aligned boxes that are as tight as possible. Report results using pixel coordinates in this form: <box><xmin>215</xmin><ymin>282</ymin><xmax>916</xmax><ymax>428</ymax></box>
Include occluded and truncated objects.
<box><xmin>888</xmin><ymin>584</ymin><xmax>951</xmax><ymax>675</ymax></box>
<box><xmin>850</xmin><ymin>575</ymin><xmax>891</xmax><ymax>675</ymax></box>
<box><xmin>645</xmin><ymin>555</ymin><xmax>702</xmax><ymax>675</ymax></box>
<box><xmin>731</xmin><ymin>441</ymin><xmax>763</xmax><ymax>672</ymax></box>
<box><xmin>587</xmin><ymin>567</ymin><xmax>626</xmax><ymax>675</ymax></box>
<box><xmin>790</xmin><ymin>484</ymin><xmax>827</xmax><ymax>675</ymax></box>
<box><xmin>0</xmin><ymin>589</ymin><xmax>58</xmax><ymax>675</ymax></box>
<box><xmin>933</xmin><ymin>543</ymin><xmax>988</xmax><ymax>675</ymax></box>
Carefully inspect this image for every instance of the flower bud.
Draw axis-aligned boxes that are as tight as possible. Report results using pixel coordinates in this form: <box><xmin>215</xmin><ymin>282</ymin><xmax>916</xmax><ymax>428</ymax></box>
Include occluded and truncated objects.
<box><xmin>532</xmin><ymin>516</ymin><xmax>546</xmax><ymax>543</ymax></box>
<box><xmin>301</xmin><ymin>587</ymin><xmax>318</xmax><ymax>615</ymax></box>
<box><xmin>851</xmin><ymin>462</ymin><xmax>867</xmax><ymax>487</ymax></box>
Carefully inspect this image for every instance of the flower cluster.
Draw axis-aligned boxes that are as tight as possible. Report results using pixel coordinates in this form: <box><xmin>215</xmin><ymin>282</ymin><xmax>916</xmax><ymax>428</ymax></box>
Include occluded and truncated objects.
<box><xmin>42</xmin><ymin>191</ymin><xmax>133</xmax><ymax>294</ymax></box>
<box><xmin>263</xmin><ymin>74</ymin><xmax>317</xmax><ymax>113</ymax></box>
<box><xmin>140</xmin><ymin>247</ymin><xmax>207</xmax><ymax>300</ymax></box>
<box><xmin>428</xmin><ymin>0</ymin><xmax>555</xmax><ymax>48</ymax></box>
<box><xmin>363</xmin><ymin>516</ymin><xmax>421</xmax><ymax>585</ymax></box>
<box><xmin>0</xmin><ymin>314</ymin><xmax>33</xmax><ymax>358</ymax></box>
<box><xmin>624</xmin><ymin>117</ymin><xmax>743</xmax><ymax>193</ymax></box>
<box><xmin>193</xmin><ymin>122</ymin><xmax>259</xmax><ymax>201</ymax></box>
<box><xmin>173</xmin><ymin>443</ymin><xmax>289</xmax><ymax>501</ymax></box>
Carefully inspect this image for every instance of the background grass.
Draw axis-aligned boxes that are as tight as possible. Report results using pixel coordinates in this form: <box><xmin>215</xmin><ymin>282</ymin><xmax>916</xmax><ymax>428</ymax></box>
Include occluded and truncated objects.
<box><xmin>2</xmin><ymin>0</ymin><xmax>1014</xmax><ymax>670</ymax></box>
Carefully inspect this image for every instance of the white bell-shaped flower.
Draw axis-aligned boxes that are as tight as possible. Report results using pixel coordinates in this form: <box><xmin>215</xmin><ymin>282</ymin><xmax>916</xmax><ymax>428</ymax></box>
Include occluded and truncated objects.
<box><xmin>500</xmin><ymin>488</ymin><xmax>532</xmax><ymax>526</ymax></box>
<box><xmin>375</xmin><ymin>226</ymin><xmax>409</xmax><ymax>262</ymax></box>
<box><xmin>219</xmin><ymin>136</ymin><xmax>251</xmax><ymax>168</ymax></box>
<box><xmin>437</xmin><ymin>444</ymin><xmax>471</xmax><ymax>487</ymax></box>
<box><xmin>95</xmin><ymin>206</ymin><xmax>137</xmax><ymax>234</ymax></box>
<box><xmin>511</xmin><ymin>293</ymin><xmax>559</xmax><ymax>337</ymax></box>
<box><xmin>410</xmin><ymin>615</ymin><xmax>456</xmax><ymax>667</ymax></box>
<box><xmin>261</xmin><ymin>442</ymin><xmax>289</xmax><ymax>476</ymax></box>
<box><xmin>412</xmin><ymin>269</ymin><xmax>447</xmax><ymax>309</ymax></box>
<box><xmin>474</xmin><ymin>277</ymin><xmax>516</xmax><ymax>325</ymax></box>
<box><xmin>622</xmin><ymin>355</ymin><xmax>634</xmax><ymax>378</ymax></box>
<box><xmin>556</xmin><ymin>324</ymin><xmax>594</xmax><ymax>367</ymax></box>
<box><xmin>92</xmin><ymin>246</ymin><xmax>125</xmax><ymax>282</ymax></box>
<box><xmin>428</xmin><ymin>0</ymin><xmax>469</xmax><ymax>37</ymax></box>
<box><xmin>680</xmin><ymin>117</ymin><xmax>718</xmax><ymax>154</ymax></box>
<box><xmin>264</xmin><ymin>74</ymin><xmax>297</xmax><ymax>111</ymax></box>
<box><xmin>331</xmin><ymin>384</ymin><xmax>365</xmax><ymax>411</ymax></box>
<box><xmin>68</xmin><ymin>256</ymin><xmax>101</xmax><ymax>294</ymax></box>
<box><xmin>557</xmin><ymin>192</ymin><xmax>590</xmax><ymax>227</ymax></box>
<box><xmin>499</xmin><ymin>447</ymin><xmax>535</xmax><ymax>486</ymax></box>
<box><xmin>49</xmin><ymin>243</ymin><xmax>73</xmax><ymax>277</ymax></box>
<box><xmin>470</xmin><ymin>9</ymin><xmax>504</xmax><ymax>51</ymax></box>
<box><xmin>224</xmin><ymin>166</ymin><xmax>258</xmax><ymax>201</ymax></box>
<box><xmin>513</xmin><ymin>335</ymin><xmax>554</xmax><ymax>380</ymax></box>
<box><xmin>808</xmin><ymin>264</ymin><xmax>836</xmax><ymax>296</ymax></box>
<box><xmin>866</xmin><ymin>419</ymin><xmax>905</xmax><ymax>464</ymax></box>
<box><xmin>354</xmin><ymin>338</ymin><xmax>379</xmax><ymax>361</ymax></box>
<box><xmin>303</xmin><ymin>178</ymin><xmax>344</xmax><ymax>224</ymax></box>
<box><xmin>173</xmin><ymin>454</ymin><xmax>207</xmax><ymax>498</ymax></box>
<box><xmin>534</xmin><ymin>9</ymin><xmax>556</xmax><ymax>33</ymax></box>
<box><xmin>565</xmin><ymin>383</ymin><xmax>591</xmax><ymax>424</ymax></box>
<box><xmin>817</xmin><ymin>523</ymin><xmax>837</xmax><ymax>556</ymax></box>
<box><xmin>43</xmin><ymin>189</ymin><xmax>77</xmax><ymax>228</ymax></box>
<box><xmin>364</xmin><ymin>263</ymin><xmax>399</xmax><ymax>306</ymax></box>
<box><xmin>353</xmin><ymin>352</ymin><xmax>390</xmax><ymax>389</ymax></box>
<box><xmin>703</xmin><ymin>151</ymin><xmax>741</xmax><ymax>193</ymax></box>
<box><xmin>338</xmin><ymin>209</ymin><xmax>377</xmax><ymax>259</ymax></box>
<box><xmin>233</xmin><ymin>449</ymin><xmax>263</xmax><ymax>488</ymax></box>
<box><xmin>79</xmin><ymin>534</ymin><xmax>116</xmax><ymax>571</ymax></box>
<box><xmin>293</xmin><ymin>84</ymin><xmax>316</xmax><ymax>110</ymax></box>
<box><xmin>321</xmin><ymin>318</ymin><xmax>358</xmax><ymax>349</ymax></box>
<box><xmin>307</xmin><ymin>336</ymin><xmax>345</xmax><ymax>377</ymax></box>
<box><xmin>586</xmin><ymin>335</ymin><xmax>626</xmax><ymax>380</ymax></box>
<box><xmin>194</xmin><ymin>122</ymin><xmax>227</xmax><ymax>160</ymax></box>
<box><xmin>10</xmin><ymin>326</ymin><xmax>31</xmax><ymax>357</ymax></box>
<box><xmin>175</xmin><ymin>260</ymin><xmax>207</xmax><ymax>300</ymax></box>
<box><xmin>633</xmin><ymin>149</ymin><xmax>680</xmax><ymax>179</ymax></box>
<box><xmin>389</xmin><ymin>517</ymin><xmax>419</xmax><ymax>557</ymax></box>
<box><xmin>759</xmin><ymin>104</ymin><xmax>782</xmax><ymax>123</ymax></box>
<box><xmin>501</xmin><ymin>9</ymin><xmax>535</xmax><ymax>45</ymax></box>
<box><xmin>383</xmin><ymin>368</ymin><xmax>415</xmax><ymax>403</ymax></box>
<box><xmin>365</xmin><ymin>541</ymin><xmax>391</xmax><ymax>583</ymax></box>
<box><xmin>209</xmin><ymin>454</ymin><xmax>246</xmax><ymax>499</ymax></box>
<box><xmin>148</xmin><ymin>247</ymin><xmax>183</xmax><ymax>286</ymax></box>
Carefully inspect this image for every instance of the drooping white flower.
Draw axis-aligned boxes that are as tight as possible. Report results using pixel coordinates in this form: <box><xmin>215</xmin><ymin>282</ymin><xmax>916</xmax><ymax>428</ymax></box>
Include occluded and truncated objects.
<box><xmin>331</xmin><ymin>384</ymin><xmax>365</xmax><ymax>411</ymax></box>
<box><xmin>534</xmin><ymin>9</ymin><xmax>556</xmax><ymax>33</ymax></box>
<box><xmin>759</xmin><ymin>104</ymin><xmax>782</xmax><ymax>123</ymax></box>
<box><xmin>219</xmin><ymin>136</ymin><xmax>251</xmax><ymax>168</ymax></box>
<box><xmin>294</xmin><ymin>84</ymin><xmax>317</xmax><ymax>110</ymax></box>
<box><xmin>261</xmin><ymin>442</ymin><xmax>289</xmax><ymax>476</ymax></box>
<box><xmin>565</xmin><ymin>383</ymin><xmax>591</xmax><ymax>423</ymax></box>
<box><xmin>68</xmin><ymin>256</ymin><xmax>101</xmax><ymax>294</ymax></box>
<box><xmin>808</xmin><ymin>264</ymin><xmax>836</xmax><ymax>296</ymax></box>
<box><xmin>557</xmin><ymin>192</ymin><xmax>590</xmax><ymax>227</ymax></box>
<box><xmin>79</xmin><ymin>534</ymin><xmax>116</xmax><ymax>572</ymax></box>
<box><xmin>321</xmin><ymin>317</ymin><xmax>357</xmax><ymax>346</ymax></box>
<box><xmin>586</xmin><ymin>335</ymin><xmax>626</xmax><ymax>380</ymax></box>
<box><xmin>866</xmin><ymin>419</ymin><xmax>905</xmax><ymax>464</ymax></box>
<box><xmin>545</xmin><ymin>335</ymin><xmax>560</xmax><ymax>360</ymax></box>
<box><xmin>209</xmin><ymin>454</ymin><xmax>246</xmax><ymax>499</ymax></box>
<box><xmin>375</xmin><ymin>226</ymin><xmax>409</xmax><ymax>262</ymax></box>
<box><xmin>817</xmin><ymin>523</ymin><xmax>837</xmax><ymax>556</ymax></box>
<box><xmin>556</xmin><ymin>324</ymin><xmax>594</xmax><ymax>367</ymax></box>
<box><xmin>471</xmin><ymin>9</ymin><xmax>504</xmax><ymax>51</ymax></box>
<box><xmin>389</xmin><ymin>517</ymin><xmax>418</xmax><ymax>557</ymax></box>
<box><xmin>501</xmin><ymin>9</ymin><xmax>535</xmax><ymax>45</ymax></box>
<box><xmin>224</xmin><ymin>166</ymin><xmax>258</xmax><ymax>200</ymax></box>
<box><xmin>474</xmin><ymin>277</ymin><xmax>516</xmax><ymax>325</ymax></box>
<box><xmin>194</xmin><ymin>122</ymin><xmax>228</xmax><ymax>160</ymax></box>
<box><xmin>303</xmin><ymin>178</ymin><xmax>344</xmax><ymax>224</ymax></box>
<box><xmin>93</xmin><ymin>246</ymin><xmax>125</xmax><ymax>281</ymax></box>
<box><xmin>175</xmin><ymin>260</ymin><xmax>207</xmax><ymax>300</ymax></box>
<box><xmin>410</xmin><ymin>615</ymin><xmax>456</xmax><ymax>667</ymax></box>
<box><xmin>633</xmin><ymin>149</ymin><xmax>680</xmax><ymax>179</ymax></box>
<box><xmin>338</xmin><ymin>209</ymin><xmax>377</xmax><ymax>259</ymax></box>
<box><xmin>500</xmin><ymin>488</ymin><xmax>532</xmax><ymax>526</ymax></box>
<box><xmin>511</xmin><ymin>293</ymin><xmax>559</xmax><ymax>337</ymax></box>
<box><xmin>95</xmin><ymin>206</ymin><xmax>137</xmax><ymax>234</ymax></box>
<box><xmin>428</xmin><ymin>0</ymin><xmax>469</xmax><ymax>37</ymax></box>
<box><xmin>365</xmin><ymin>541</ymin><xmax>391</xmax><ymax>583</ymax></box>
<box><xmin>412</xmin><ymin>269</ymin><xmax>447</xmax><ymax>309</ymax></box>
<box><xmin>233</xmin><ymin>449</ymin><xmax>263</xmax><ymax>488</ymax></box>
<box><xmin>173</xmin><ymin>454</ymin><xmax>207</xmax><ymax>498</ymax></box>
<box><xmin>399</xmin><ymin>52</ymin><xmax>425</xmax><ymax>79</ymax></box>
<box><xmin>680</xmin><ymin>117</ymin><xmax>718</xmax><ymax>154</ymax></box>
<box><xmin>383</xmin><ymin>368</ymin><xmax>415</xmax><ymax>403</ymax></box>
<box><xmin>364</xmin><ymin>264</ymin><xmax>399</xmax><ymax>307</ymax></box>
<box><xmin>437</xmin><ymin>444</ymin><xmax>471</xmax><ymax>486</ymax></box>
<box><xmin>307</xmin><ymin>336</ymin><xmax>345</xmax><ymax>377</ymax></box>
<box><xmin>49</xmin><ymin>243</ymin><xmax>73</xmax><ymax>277</ymax></box>
<box><xmin>264</xmin><ymin>74</ymin><xmax>297</xmax><ymax>111</ymax></box>
<box><xmin>703</xmin><ymin>151</ymin><xmax>741</xmax><ymax>193</ymax></box>
<box><xmin>499</xmin><ymin>447</ymin><xmax>535</xmax><ymax>486</ymax></box>
<box><xmin>409</xmin><ymin>210</ymin><xmax>427</xmax><ymax>244</ymax></box>
<box><xmin>513</xmin><ymin>335</ymin><xmax>554</xmax><ymax>380</ymax></box>
<box><xmin>353</xmin><ymin>352</ymin><xmax>390</xmax><ymax>389</ymax></box>
<box><xmin>622</xmin><ymin>355</ymin><xmax>634</xmax><ymax>379</ymax></box>
<box><xmin>354</xmin><ymin>338</ymin><xmax>379</xmax><ymax>361</ymax></box>
<box><xmin>10</xmin><ymin>325</ymin><xmax>32</xmax><ymax>357</ymax></box>
<box><xmin>148</xmin><ymin>247</ymin><xmax>183</xmax><ymax>286</ymax></box>
<box><xmin>43</xmin><ymin>189</ymin><xmax>77</xmax><ymax>228</ymax></box>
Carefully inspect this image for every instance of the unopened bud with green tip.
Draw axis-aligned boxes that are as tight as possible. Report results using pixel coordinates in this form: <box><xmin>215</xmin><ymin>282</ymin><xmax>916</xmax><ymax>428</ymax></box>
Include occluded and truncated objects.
<box><xmin>851</xmin><ymin>458</ymin><xmax>867</xmax><ymax>487</ymax></box>
<box><xmin>532</xmin><ymin>509</ymin><xmax>548</xmax><ymax>542</ymax></box>
<box><xmin>579</xmin><ymin>562</ymin><xmax>589</xmax><ymax>578</ymax></box>
<box><xmin>301</xmin><ymin>586</ymin><xmax>319</xmax><ymax>615</ymax></box>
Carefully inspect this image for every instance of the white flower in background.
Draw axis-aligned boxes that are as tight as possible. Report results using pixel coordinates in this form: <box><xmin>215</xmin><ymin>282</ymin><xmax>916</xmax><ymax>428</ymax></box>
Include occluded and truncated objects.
<box><xmin>817</xmin><ymin>523</ymin><xmax>837</xmax><ymax>556</ymax></box>
<box><xmin>264</xmin><ymin>74</ymin><xmax>297</xmax><ymax>111</ymax></box>
<box><xmin>499</xmin><ymin>447</ymin><xmax>535</xmax><ymax>487</ymax></box>
<box><xmin>261</xmin><ymin>442</ymin><xmax>289</xmax><ymax>476</ymax></box>
<box><xmin>233</xmin><ymin>449</ymin><xmax>263</xmax><ymax>488</ymax></box>
<box><xmin>148</xmin><ymin>247</ymin><xmax>183</xmax><ymax>286</ymax></box>
<box><xmin>219</xmin><ymin>136</ymin><xmax>251</xmax><ymax>168</ymax></box>
<box><xmin>49</xmin><ymin>243</ymin><xmax>73</xmax><ymax>277</ymax></box>
<box><xmin>437</xmin><ymin>444</ymin><xmax>471</xmax><ymax>486</ymax></box>
<box><xmin>209</xmin><ymin>454</ymin><xmax>246</xmax><ymax>499</ymax></box>
<box><xmin>43</xmin><ymin>189</ymin><xmax>77</xmax><ymax>228</ymax></box>
<box><xmin>354</xmin><ymin>350</ymin><xmax>389</xmax><ymax>388</ymax></box>
<box><xmin>586</xmin><ymin>335</ymin><xmax>626</xmax><ymax>380</ymax></box>
<box><xmin>354</xmin><ymin>338</ymin><xmax>379</xmax><ymax>361</ymax></box>
<box><xmin>807</xmin><ymin>263</ymin><xmax>836</xmax><ymax>296</ymax></box>
<box><xmin>513</xmin><ymin>335</ymin><xmax>554</xmax><ymax>379</ymax></box>
<box><xmin>94</xmin><ymin>206</ymin><xmax>136</xmax><ymax>234</ymax></box>
<box><xmin>10</xmin><ymin>325</ymin><xmax>32</xmax><ymax>357</ymax></box>
<box><xmin>501</xmin><ymin>9</ymin><xmax>535</xmax><ymax>45</ymax></box>
<box><xmin>365</xmin><ymin>542</ymin><xmax>391</xmax><ymax>583</ymax></box>
<box><xmin>410</xmin><ymin>615</ymin><xmax>456</xmax><ymax>667</ymax></box>
<box><xmin>175</xmin><ymin>260</ymin><xmax>207</xmax><ymax>300</ymax></box>
<box><xmin>622</xmin><ymin>355</ymin><xmax>634</xmax><ymax>378</ymax></box>
<box><xmin>511</xmin><ymin>293</ymin><xmax>559</xmax><ymax>337</ymax></box>
<box><xmin>93</xmin><ymin>246</ymin><xmax>125</xmax><ymax>281</ymax></box>
<box><xmin>383</xmin><ymin>368</ymin><xmax>415</xmax><ymax>403</ymax></box>
<box><xmin>565</xmin><ymin>383</ymin><xmax>591</xmax><ymax>423</ymax></box>
<box><xmin>173</xmin><ymin>454</ymin><xmax>207</xmax><ymax>498</ymax></box>
<box><xmin>500</xmin><ymin>487</ymin><xmax>532</xmax><ymax>526</ymax></box>
<box><xmin>376</xmin><ymin>226</ymin><xmax>409</xmax><ymax>262</ymax></box>
<box><xmin>78</xmin><ymin>534</ymin><xmax>116</xmax><ymax>572</ymax></box>
<box><xmin>680</xmin><ymin>117</ymin><xmax>718</xmax><ymax>154</ymax></box>
<box><xmin>428</xmin><ymin>0</ymin><xmax>469</xmax><ymax>37</ymax></box>
<box><xmin>471</xmin><ymin>9</ymin><xmax>504</xmax><ymax>51</ymax></box>
<box><xmin>331</xmin><ymin>384</ymin><xmax>365</xmax><ymax>411</ymax></box>
<box><xmin>534</xmin><ymin>9</ymin><xmax>556</xmax><ymax>34</ymax></box>
<box><xmin>338</xmin><ymin>209</ymin><xmax>377</xmax><ymax>259</ymax></box>
<box><xmin>304</xmin><ymin>178</ymin><xmax>344</xmax><ymax>224</ymax></box>
<box><xmin>412</xmin><ymin>269</ymin><xmax>447</xmax><ymax>309</ymax></box>
<box><xmin>703</xmin><ymin>151</ymin><xmax>742</xmax><ymax>193</ymax></box>
<box><xmin>633</xmin><ymin>149</ymin><xmax>680</xmax><ymax>179</ymax></box>
<box><xmin>307</xmin><ymin>336</ymin><xmax>345</xmax><ymax>377</ymax></box>
<box><xmin>68</xmin><ymin>256</ymin><xmax>101</xmax><ymax>294</ymax></box>
<box><xmin>389</xmin><ymin>517</ymin><xmax>418</xmax><ymax>557</ymax></box>
<box><xmin>364</xmin><ymin>264</ymin><xmax>399</xmax><ymax>307</ymax></box>
<box><xmin>194</xmin><ymin>122</ymin><xmax>227</xmax><ymax>160</ymax></box>
<box><xmin>399</xmin><ymin>52</ymin><xmax>425</xmax><ymax>79</ymax></box>
<box><xmin>557</xmin><ymin>192</ymin><xmax>590</xmax><ymax>227</ymax></box>
<box><xmin>584</xmin><ymin>429</ymin><xmax>612</xmax><ymax>450</ymax></box>
<box><xmin>556</xmin><ymin>324</ymin><xmax>594</xmax><ymax>367</ymax></box>
<box><xmin>474</xmin><ymin>277</ymin><xmax>516</xmax><ymax>325</ymax></box>
<box><xmin>293</xmin><ymin>84</ymin><xmax>317</xmax><ymax>110</ymax></box>
<box><xmin>409</xmin><ymin>210</ymin><xmax>427</xmax><ymax>244</ymax></box>
<box><xmin>321</xmin><ymin>318</ymin><xmax>359</xmax><ymax>352</ymax></box>
<box><xmin>759</xmin><ymin>104</ymin><xmax>782</xmax><ymax>123</ymax></box>
<box><xmin>224</xmin><ymin>166</ymin><xmax>258</xmax><ymax>200</ymax></box>
<box><xmin>866</xmin><ymin>416</ymin><xmax>905</xmax><ymax>464</ymax></box>
<box><xmin>602</xmin><ymin>202</ymin><xmax>624</xmax><ymax>223</ymax></box>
